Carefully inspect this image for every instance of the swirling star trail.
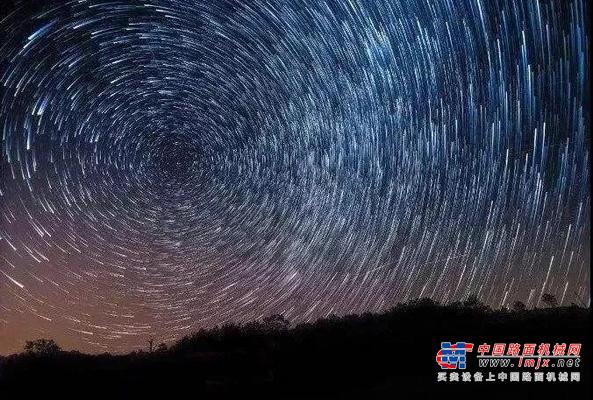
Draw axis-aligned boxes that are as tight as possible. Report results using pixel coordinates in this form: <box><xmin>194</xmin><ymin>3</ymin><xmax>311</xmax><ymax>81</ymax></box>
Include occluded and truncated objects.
<box><xmin>0</xmin><ymin>0</ymin><xmax>589</xmax><ymax>353</ymax></box>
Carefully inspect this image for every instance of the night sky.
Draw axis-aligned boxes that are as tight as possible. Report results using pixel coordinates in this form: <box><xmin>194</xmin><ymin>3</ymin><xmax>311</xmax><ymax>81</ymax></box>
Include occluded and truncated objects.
<box><xmin>0</xmin><ymin>0</ymin><xmax>589</xmax><ymax>354</ymax></box>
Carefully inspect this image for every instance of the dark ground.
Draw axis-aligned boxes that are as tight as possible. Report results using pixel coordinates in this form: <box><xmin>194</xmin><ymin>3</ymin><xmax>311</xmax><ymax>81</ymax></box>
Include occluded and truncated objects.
<box><xmin>0</xmin><ymin>300</ymin><xmax>590</xmax><ymax>399</ymax></box>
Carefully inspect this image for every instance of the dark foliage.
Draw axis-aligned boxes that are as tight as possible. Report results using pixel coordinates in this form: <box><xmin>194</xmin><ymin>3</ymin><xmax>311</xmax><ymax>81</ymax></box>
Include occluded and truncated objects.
<box><xmin>23</xmin><ymin>339</ymin><xmax>62</xmax><ymax>355</ymax></box>
<box><xmin>0</xmin><ymin>301</ymin><xmax>589</xmax><ymax>399</ymax></box>
<box><xmin>541</xmin><ymin>293</ymin><xmax>559</xmax><ymax>308</ymax></box>
<box><xmin>512</xmin><ymin>301</ymin><xmax>527</xmax><ymax>312</ymax></box>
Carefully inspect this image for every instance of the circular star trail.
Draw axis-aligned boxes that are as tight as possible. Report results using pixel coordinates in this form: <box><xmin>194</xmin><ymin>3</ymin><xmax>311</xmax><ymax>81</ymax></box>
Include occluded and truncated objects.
<box><xmin>0</xmin><ymin>0</ymin><xmax>589</xmax><ymax>353</ymax></box>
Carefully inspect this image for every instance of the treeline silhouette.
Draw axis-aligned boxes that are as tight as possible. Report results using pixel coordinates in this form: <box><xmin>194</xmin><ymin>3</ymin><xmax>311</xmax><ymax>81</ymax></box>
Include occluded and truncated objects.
<box><xmin>0</xmin><ymin>297</ymin><xmax>589</xmax><ymax>398</ymax></box>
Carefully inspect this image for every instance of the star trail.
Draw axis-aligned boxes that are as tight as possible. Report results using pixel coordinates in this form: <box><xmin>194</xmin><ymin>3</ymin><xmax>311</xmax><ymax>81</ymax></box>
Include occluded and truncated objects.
<box><xmin>0</xmin><ymin>0</ymin><xmax>589</xmax><ymax>354</ymax></box>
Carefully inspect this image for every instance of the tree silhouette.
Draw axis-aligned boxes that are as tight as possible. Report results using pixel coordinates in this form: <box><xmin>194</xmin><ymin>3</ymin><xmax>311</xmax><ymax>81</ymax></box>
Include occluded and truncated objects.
<box><xmin>2</xmin><ymin>299</ymin><xmax>588</xmax><ymax>398</ymax></box>
<box><xmin>541</xmin><ymin>293</ymin><xmax>558</xmax><ymax>308</ymax></box>
<box><xmin>24</xmin><ymin>339</ymin><xmax>61</xmax><ymax>355</ymax></box>
<box><xmin>157</xmin><ymin>343</ymin><xmax>168</xmax><ymax>352</ymax></box>
<box><xmin>463</xmin><ymin>294</ymin><xmax>484</xmax><ymax>309</ymax></box>
<box><xmin>512</xmin><ymin>301</ymin><xmax>526</xmax><ymax>312</ymax></box>
<box><xmin>263</xmin><ymin>314</ymin><xmax>290</xmax><ymax>330</ymax></box>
